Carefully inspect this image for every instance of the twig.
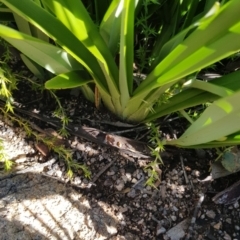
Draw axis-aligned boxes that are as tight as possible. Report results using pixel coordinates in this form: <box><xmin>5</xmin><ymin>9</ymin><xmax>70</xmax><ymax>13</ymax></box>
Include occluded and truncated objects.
<box><xmin>92</xmin><ymin>159</ymin><xmax>116</xmax><ymax>183</ymax></box>
<box><xmin>180</xmin><ymin>155</ymin><xmax>189</xmax><ymax>185</ymax></box>
<box><xmin>110</xmin><ymin>125</ymin><xmax>147</xmax><ymax>135</ymax></box>
<box><xmin>184</xmin><ymin>193</ymin><xmax>205</xmax><ymax>240</ymax></box>
<box><xmin>180</xmin><ymin>155</ymin><xmax>194</xmax><ymax>190</ymax></box>
<box><xmin>132</xmin><ymin>175</ymin><xmax>145</xmax><ymax>189</ymax></box>
<box><xmin>79</xmin><ymin>118</ymin><xmax>139</xmax><ymax>128</ymax></box>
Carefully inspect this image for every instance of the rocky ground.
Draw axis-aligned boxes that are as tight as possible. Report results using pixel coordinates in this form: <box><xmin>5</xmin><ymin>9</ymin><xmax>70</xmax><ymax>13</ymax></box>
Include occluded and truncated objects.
<box><xmin>0</xmin><ymin>102</ymin><xmax>240</xmax><ymax>240</ymax></box>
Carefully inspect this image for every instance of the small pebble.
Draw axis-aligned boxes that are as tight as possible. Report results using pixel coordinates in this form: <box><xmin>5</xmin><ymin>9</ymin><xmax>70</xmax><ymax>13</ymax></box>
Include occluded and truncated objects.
<box><xmin>206</xmin><ymin>210</ymin><xmax>216</xmax><ymax>219</ymax></box>
<box><xmin>234</xmin><ymin>201</ymin><xmax>239</xmax><ymax>208</ymax></box>
<box><xmin>127</xmin><ymin>189</ymin><xmax>137</xmax><ymax>198</ymax></box>
<box><xmin>107</xmin><ymin>171</ymin><xmax>115</xmax><ymax>176</ymax></box>
<box><xmin>213</xmin><ymin>222</ymin><xmax>221</xmax><ymax>230</ymax></box>
<box><xmin>223</xmin><ymin>233</ymin><xmax>232</xmax><ymax>240</ymax></box>
<box><xmin>226</xmin><ymin>218</ymin><xmax>232</xmax><ymax>224</ymax></box>
<box><xmin>115</xmin><ymin>180</ymin><xmax>125</xmax><ymax>191</ymax></box>
<box><xmin>131</xmin><ymin>178</ymin><xmax>137</xmax><ymax>183</ymax></box>
<box><xmin>156</xmin><ymin>226</ymin><xmax>166</xmax><ymax>235</ymax></box>
<box><xmin>172</xmin><ymin>206</ymin><xmax>178</xmax><ymax>212</ymax></box>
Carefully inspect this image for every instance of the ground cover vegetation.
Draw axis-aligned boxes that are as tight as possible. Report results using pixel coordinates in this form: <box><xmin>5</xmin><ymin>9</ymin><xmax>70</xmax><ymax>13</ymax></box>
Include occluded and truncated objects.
<box><xmin>1</xmin><ymin>0</ymin><xmax>240</xmax><ymax>179</ymax></box>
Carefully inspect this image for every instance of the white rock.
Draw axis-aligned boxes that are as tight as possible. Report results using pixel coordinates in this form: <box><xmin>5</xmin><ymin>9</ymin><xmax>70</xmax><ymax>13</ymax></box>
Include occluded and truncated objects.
<box><xmin>156</xmin><ymin>226</ymin><xmax>166</xmax><ymax>235</ymax></box>
<box><xmin>206</xmin><ymin>210</ymin><xmax>216</xmax><ymax>219</ymax></box>
<box><xmin>166</xmin><ymin>219</ymin><xmax>189</xmax><ymax>240</ymax></box>
<box><xmin>172</xmin><ymin>206</ymin><xmax>179</xmax><ymax>212</ymax></box>
<box><xmin>126</xmin><ymin>173</ymin><xmax>132</xmax><ymax>180</ymax></box>
<box><xmin>115</xmin><ymin>180</ymin><xmax>125</xmax><ymax>191</ymax></box>
<box><xmin>223</xmin><ymin>232</ymin><xmax>232</xmax><ymax>240</ymax></box>
<box><xmin>213</xmin><ymin>222</ymin><xmax>221</xmax><ymax>230</ymax></box>
<box><xmin>226</xmin><ymin>218</ymin><xmax>232</xmax><ymax>224</ymax></box>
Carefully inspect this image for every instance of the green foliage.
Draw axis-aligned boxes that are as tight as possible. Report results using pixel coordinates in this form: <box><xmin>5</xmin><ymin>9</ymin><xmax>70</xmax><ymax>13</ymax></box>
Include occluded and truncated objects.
<box><xmin>144</xmin><ymin>160</ymin><xmax>161</xmax><ymax>188</ymax></box>
<box><xmin>0</xmin><ymin>39</ymin><xmax>89</xmax><ymax>177</ymax></box>
<box><xmin>0</xmin><ymin>138</ymin><xmax>13</xmax><ymax>171</ymax></box>
<box><xmin>144</xmin><ymin>122</ymin><xmax>164</xmax><ymax>187</ymax></box>
<box><xmin>1</xmin><ymin>0</ymin><xmax>240</xmax><ymax>150</ymax></box>
<box><xmin>0</xmin><ymin>107</ymin><xmax>91</xmax><ymax>178</ymax></box>
<box><xmin>0</xmin><ymin>39</ymin><xmax>17</xmax><ymax>113</ymax></box>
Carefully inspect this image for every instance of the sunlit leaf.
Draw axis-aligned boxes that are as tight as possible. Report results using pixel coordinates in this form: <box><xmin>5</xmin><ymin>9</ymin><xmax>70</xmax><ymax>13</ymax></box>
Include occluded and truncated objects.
<box><xmin>45</xmin><ymin>70</ymin><xmax>93</xmax><ymax>89</ymax></box>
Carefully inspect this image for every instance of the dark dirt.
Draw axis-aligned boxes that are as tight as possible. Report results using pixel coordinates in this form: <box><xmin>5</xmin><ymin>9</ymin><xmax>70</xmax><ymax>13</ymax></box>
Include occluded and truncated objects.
<box><xmin>0</xmin><ymin>59</ymin><xmax>240</xmax><ymax>240</ymax></box>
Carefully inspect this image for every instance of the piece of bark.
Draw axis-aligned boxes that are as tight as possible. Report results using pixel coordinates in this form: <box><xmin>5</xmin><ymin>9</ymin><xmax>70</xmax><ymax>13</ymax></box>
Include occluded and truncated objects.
<box><xmin>212</xmin><ymin>179</ymin><xmax>240</xmax><ymax>205</ymax></box>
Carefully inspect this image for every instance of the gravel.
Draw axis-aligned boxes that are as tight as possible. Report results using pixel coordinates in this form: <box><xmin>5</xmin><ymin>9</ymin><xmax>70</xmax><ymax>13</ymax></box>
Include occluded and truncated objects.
<box><xmin>1</xmin><ymin>117</ymin><xmax>240</xmax><ymax>240</ymax></box>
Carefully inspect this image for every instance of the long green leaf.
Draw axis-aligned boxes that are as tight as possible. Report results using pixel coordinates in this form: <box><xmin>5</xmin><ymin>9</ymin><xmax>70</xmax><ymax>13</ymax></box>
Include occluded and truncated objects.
<box><xmin>100</xmin><ymin>0</ymin><xmax>122</xmax><ymax>55</ymax></box>
<box><xmin>134</xmin><ymin>1</ymin><xmax>240</xmax><ymax>97</ymax></box>
<box><xmin>151</xmin><ymin>0</ymin><xmax>219</xmax><ymax>69</ymax></box>
<box><xmin>45</xmin><ymin>70</ymin><xmax>93</xmax><ymax>89</ymax></box>
<box><xmin>119</xmin><ymin>0</ymin><xmax>135</xmax><ymax>107</ymax></box>
<box><xmin>20</xmin><ymin>54</ymin><xmax>45</xmax><ymax>79</ymax></box>
<box><xmin>0</xmin><ymin>24</ymin><xmax>82</xmax><ymax>74</ymax></box>
<box><xmin>41</xmin><ymin>0</ymin><xmax>120</xmax><ymax>104</ymax></box>
<box><xmin>170</xmin><ymin>132</ymin><xmax>240</xmax><ymax>148</ymax></box>
<box><xmin>42</xmin><ymin>0</ymin><xmax>118</xmax><ymax>80</ymax></box>
<box><xmin>183</xmin><ymin>79</ymin><xmax>234</xmax><ymax>97</ymax></box>
<box><xmin>145</xmin><ymin>70</ymin><xmax>240</xmax><ymax>121</ymax></box>
<box><xmin>1</xmin><ymin>0</ymin><xmax>109</xmax><ymax>92</ymax></box>
<box><xmin>169</xmin><ymin>90</ymin><xmax>240</xmax><ymax>146</ymax></box>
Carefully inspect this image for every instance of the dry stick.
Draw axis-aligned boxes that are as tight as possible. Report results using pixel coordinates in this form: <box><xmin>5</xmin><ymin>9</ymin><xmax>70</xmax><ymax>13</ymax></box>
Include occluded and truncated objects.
<box><xmin>110</xmin><ymin>126</ymin><xmax>147</xmax><ymax>135</ymax></box>
<box><xmin>180</xmin><ymin>155</ymin><xmax>190</xmax><ymax>186</ymax></box>
<box><xmin>92</xmin><ymin>159</ymin><xmax>116</xmax><ymax>183</ymax></box>
<box><xmin>80</xmin><ymin>118</ymin><xmax>139</xmax><ymax>128</ymax></box>
<box><xmin>184</xmin><ymin>193</ymin><xmax>205</xmax><ymax>240</ymax></box>
<box><xmin>180</xmin><ymin>154</ymin><xmax>206</xmax><ymax>239</ymax></box>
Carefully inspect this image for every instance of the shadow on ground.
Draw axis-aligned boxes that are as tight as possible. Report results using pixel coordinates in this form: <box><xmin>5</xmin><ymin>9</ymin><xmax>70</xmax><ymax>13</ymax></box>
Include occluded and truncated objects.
<box><xmin>0</xmin><ymin>172</ymin><xmax>124</xmax><ymax>240</ymax></box>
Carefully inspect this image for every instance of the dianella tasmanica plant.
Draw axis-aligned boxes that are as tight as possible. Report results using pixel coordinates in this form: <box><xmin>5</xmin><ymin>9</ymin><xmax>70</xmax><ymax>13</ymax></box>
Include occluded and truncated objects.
<box><xmin>1</xmin><ymin>0</ymin><xmax>240</xmax><ymax>148</ymax></box>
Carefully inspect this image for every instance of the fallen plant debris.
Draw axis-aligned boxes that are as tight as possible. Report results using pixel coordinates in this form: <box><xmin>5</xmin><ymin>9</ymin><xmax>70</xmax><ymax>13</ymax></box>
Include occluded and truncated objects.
<box><xmin>0</xmin><ymin>100</ymin><xmax>154</xmax><ymax>159</ymax></box>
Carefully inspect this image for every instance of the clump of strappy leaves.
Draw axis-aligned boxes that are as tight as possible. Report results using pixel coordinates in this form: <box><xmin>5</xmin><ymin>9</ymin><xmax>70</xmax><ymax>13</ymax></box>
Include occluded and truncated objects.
<box><xmin>144</xmin><ymin>122</ymin><xmax>164</xmax><ymax>187</ymax></box>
